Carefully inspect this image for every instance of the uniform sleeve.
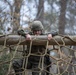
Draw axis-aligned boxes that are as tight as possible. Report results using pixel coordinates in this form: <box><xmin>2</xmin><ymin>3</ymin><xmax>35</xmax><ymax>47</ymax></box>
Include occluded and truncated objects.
<box><xmin>44</xmin><ymin>31</ymin><xmax>58</xmax><ymax>37</ymax></box>
<box><xmin>17</xmin><ymin>29</ymin><xmax>27</xmax><ymax>37</ymax></box>
<box><xmin>51</xmin><ymin>32</ymin><xmax>58</xmax><ymax>37</ymax></box>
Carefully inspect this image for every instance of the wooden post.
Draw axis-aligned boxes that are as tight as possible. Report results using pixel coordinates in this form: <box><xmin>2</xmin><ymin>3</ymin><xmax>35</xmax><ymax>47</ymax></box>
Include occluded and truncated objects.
<box><xmin>0</xmin><ymin>35</ymin><xmax>76</xmax><ymax>45</ymax></box>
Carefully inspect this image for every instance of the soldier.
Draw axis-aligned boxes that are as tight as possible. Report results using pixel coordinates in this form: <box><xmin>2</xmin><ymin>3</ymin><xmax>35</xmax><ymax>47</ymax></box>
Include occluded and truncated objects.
<box><xmin>12</xmin><ymin>20</ymin><xmax>58</xmax><ymax>75</ymax></box>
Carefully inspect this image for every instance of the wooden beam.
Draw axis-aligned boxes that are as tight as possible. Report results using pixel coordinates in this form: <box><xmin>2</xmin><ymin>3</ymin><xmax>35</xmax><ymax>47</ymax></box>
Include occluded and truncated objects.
<box><xmin>0</xmin><ymin>35</ymin><xmax>76</xmax><ymax>45</ymax></box>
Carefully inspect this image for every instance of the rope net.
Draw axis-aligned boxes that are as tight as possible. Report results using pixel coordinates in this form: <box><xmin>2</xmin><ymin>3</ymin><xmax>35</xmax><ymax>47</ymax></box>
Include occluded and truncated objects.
<box><xmin>0</xmin><ymin>35</ymin><xmax>76</xmax><ymax>75</ymax></box>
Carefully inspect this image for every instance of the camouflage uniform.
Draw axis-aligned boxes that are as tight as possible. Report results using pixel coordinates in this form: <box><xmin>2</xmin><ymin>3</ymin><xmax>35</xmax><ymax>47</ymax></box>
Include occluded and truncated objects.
<box><xmin>12</xmin><ymin>21</ymin><xmax>58</xmax><ymax>75</ymax></box>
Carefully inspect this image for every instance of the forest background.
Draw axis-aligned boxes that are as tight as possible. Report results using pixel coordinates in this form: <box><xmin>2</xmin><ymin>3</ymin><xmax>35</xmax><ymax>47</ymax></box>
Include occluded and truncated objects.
<box><xmin>0</xmin><ymin>0</ymin><xmax>76</xmax><ymax>35</ymax></box>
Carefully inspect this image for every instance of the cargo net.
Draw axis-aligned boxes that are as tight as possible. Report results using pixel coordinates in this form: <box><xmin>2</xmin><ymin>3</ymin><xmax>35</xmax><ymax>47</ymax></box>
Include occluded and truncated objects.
<box><xmin>0</xmin><ymin>35</ymin><xmax>76</xmax><ymax>75</ymax></box>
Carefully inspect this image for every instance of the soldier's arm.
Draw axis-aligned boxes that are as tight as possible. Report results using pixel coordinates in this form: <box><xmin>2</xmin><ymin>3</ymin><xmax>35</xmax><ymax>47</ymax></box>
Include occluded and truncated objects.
<box><xmin>51</xmin><ymin>32</ymin><xmax>58</xmax><ymax>37</ymax></box>
<box><xmin>17</xmin><ymin>29</ymin><xmax>32</xmax><ymax>40</ymax></box>
<box><xmin>45</xmin><ymin>31</ymin><xmax>58</xmax><ymax>37</ymax></box>
<box><xmin>44</xmin><ymin>32</ymin><xmax>58</xmax><ymax>40</ymax></box>
<box><xmin>17</xmin><ymin>29</ymin><xmax>27</xmax><ymax>37</ymax></box>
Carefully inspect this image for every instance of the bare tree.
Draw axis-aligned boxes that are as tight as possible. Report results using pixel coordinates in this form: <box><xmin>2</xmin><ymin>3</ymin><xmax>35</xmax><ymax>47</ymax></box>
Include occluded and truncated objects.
<box><xmin>58</xmin><ymin>0</ymin><xmax>68</xmax><ymax>34</ymax></box>
<box><xmin>13</xmin><ymin>0</ymin><xmax>23</xmax><ymax>33</ymax></box>
<box><xmin>36</xmin><ymin>0</ymin><xmax>44</xmax><ymax>23</ymax></box>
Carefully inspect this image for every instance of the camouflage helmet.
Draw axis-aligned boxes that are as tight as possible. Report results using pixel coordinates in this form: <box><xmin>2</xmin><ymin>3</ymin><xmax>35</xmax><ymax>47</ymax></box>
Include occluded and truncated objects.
<box><xmin>30</xmin><ymin>20</ymin><xmax>44</xmax><ymax>31</ymax></box>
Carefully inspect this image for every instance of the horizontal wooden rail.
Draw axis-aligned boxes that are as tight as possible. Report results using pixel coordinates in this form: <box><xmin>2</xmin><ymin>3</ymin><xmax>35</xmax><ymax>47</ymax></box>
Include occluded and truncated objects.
<box><xmin>0</xmin><ymin>35</ymin><xmax>76</xmax><ymax>45</ymax></box>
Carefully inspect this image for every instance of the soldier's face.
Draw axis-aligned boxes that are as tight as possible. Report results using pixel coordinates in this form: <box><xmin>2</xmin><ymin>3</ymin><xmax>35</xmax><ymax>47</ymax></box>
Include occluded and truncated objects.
<box><xmin>33</xmin><ymin>30</ymin><xmax>42</xmax><ymax>35</ymax></box>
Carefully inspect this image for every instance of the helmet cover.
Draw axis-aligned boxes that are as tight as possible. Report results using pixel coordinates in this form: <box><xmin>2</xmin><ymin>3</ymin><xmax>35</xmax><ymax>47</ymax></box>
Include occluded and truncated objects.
<box><xmin>30</xmin><ymin>21</ymin><xmax>44</xmax><ymax>31</ymax></box>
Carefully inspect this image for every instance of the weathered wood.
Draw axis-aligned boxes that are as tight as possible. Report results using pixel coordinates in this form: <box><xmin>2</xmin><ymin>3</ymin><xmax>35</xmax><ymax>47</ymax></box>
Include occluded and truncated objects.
<box><xmin>0</xmin><ymin>35</ymin><xmax>76</xmax><ymax>45</ymax></box>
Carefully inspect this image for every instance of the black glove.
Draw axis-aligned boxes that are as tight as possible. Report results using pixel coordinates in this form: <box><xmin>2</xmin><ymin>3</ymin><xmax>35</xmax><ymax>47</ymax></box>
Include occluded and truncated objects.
<box><xmin>17</xmin><ymin>30</ymin><xmax>26</xmax><ymax>37</ymax></box>
<box><xmin>45</xmin><ymin>31</ymin><xmax>58</xmax><ymax>37</ymax></box>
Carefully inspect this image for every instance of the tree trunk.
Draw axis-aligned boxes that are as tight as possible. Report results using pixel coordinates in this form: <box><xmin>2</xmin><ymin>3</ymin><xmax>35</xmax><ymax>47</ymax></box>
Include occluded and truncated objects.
<box><xmin>36</xmin><ymin>0</ymin><xmax>44</xmax><ymax>23</ymax></box>
<box><xmin>59</xmin><ymin>0</ymin><xmax>68</xmax><ymax>34</ymax></box>
<box><xmin>13</xmin><ymin>0</ymin><xmax>23</xmax><ymax>34</ymax></box>
<box><xmin>0</xmin><ymin>35</ymin><xmax>76</xmax><ymax>45</ymax></box>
